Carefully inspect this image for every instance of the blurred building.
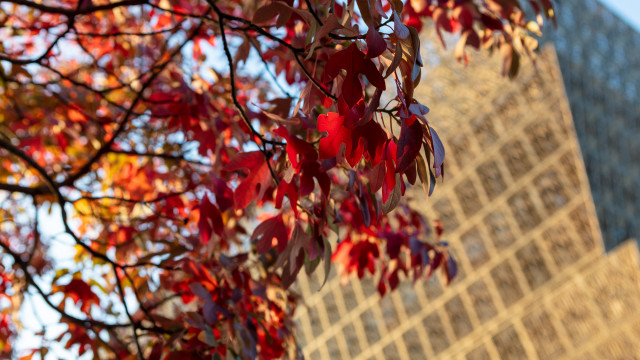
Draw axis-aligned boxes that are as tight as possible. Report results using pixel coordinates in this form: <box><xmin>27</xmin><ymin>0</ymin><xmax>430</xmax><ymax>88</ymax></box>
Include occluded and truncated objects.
<box><xmin>293</xmin><ymin>0</ymin><xmax>640</xmax><ymax>358</ymax></box>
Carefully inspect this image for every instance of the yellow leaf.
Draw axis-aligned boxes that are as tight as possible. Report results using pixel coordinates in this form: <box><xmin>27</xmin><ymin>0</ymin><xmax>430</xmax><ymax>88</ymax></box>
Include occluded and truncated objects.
<box><xmin>74</xmin><ymin>199</ymin><xmax>92</xmax><ymax>215</ymax></box>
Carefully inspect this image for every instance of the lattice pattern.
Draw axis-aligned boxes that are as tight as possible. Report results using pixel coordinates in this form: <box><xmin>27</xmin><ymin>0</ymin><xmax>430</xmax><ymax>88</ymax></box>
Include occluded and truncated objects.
<box><xmin>544</xmin><ymin>0</ymin><xmax>640</xmax><ymax>249</ymax></box>
<box><xmin>294</xmin><ymin>2</ymin><xmax>640</xmax><ymax>357</ymax></box>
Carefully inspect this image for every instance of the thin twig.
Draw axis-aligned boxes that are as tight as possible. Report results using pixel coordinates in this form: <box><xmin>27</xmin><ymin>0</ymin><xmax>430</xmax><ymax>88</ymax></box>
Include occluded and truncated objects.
<box><xmin>211</xmin><ymin>2</ymin><xmax>281</xmax><ymax>184</ymax></box>
<box><xmin>112</xmin><ymin>266</ymin><xmax>144</xmax><ymax>359</ymax></box>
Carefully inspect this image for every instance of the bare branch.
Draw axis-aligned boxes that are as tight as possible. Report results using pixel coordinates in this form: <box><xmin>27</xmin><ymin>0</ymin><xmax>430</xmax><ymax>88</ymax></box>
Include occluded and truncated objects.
<box><xmin>0</xmin><ymin>0</ymin><xmax>149</xmax><ymax>16</ymax></box>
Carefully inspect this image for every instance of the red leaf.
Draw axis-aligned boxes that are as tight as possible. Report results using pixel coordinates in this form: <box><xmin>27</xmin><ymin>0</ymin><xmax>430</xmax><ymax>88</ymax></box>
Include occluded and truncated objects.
<box><xmin>396</xmin><ymin>115</ymin><xmax>423</xmax><ymax>173</ymax></box>
<box><xmin>62</xmin><ymin>279</ymin><xmax>99</xmax><ymax>313</ymax></box>
<box><xmin>432</xmin><ymin>7</ymin><xmax>452</xmax><ymax>47</ymax></box>
<box><xmin>366</xmin><ymin>24</ymin><xmax>387</xmax><ymax>58</ymax></box>
<box><xmin>274</xmin><ymin>127</ymin><xmax>317</xmax><ymax>172</ymax></box>
<box><xmin>198</xmin><ymin>195</ymin><xmax>223</xmax><ymax>245</ymax></box>
<box><xmin>377</xmin><ymin>277</ymin><xmax>387</xmax><ymax>296</ymax></box>
<box><xmin>480</xmin><ymin>13</ymin><xmax>504</xmax><ymax>30</ymax></box>
<box><xmin>253</xmin><ymin>2</ymin><xmax>292</xmax><ymax>26</ymax></box>
<box><xmin>453</xmin><ymin>5</ymin><xmax>473</xmax><ymax>29</ymax></box>
<box><xmin>382</xmin><ymin>141</ymin><xmax>398</xmax><ymax>203</ymax></box>
<box><xmin>369</xmin><ymin>161</ymin><xmax>385</xmax><ymax>193</ymax></box>
<box><xmin>405</xmin><ymin>158</ymin><xmax>417</xmax><ymax>185</ymax></box>
<box><xmin>318</xmin><ymin>112</ymin><xmax>386</xmax><ymax>167</ymax></box>
<box><xmin>196</xmin><ymin>131</ymin><xmax>217</xmax><ymax>157</ymax></box>
<box><xmin>300</xmin><ymin>162</ymin><xmax>331</xmax><ymax>196</ymax></box>
<box><xmin>212</xmin><ymin>177</ymin><xmax>234</xmax><ymax>212</ymax></box>
<box><xmin>224</xmin><ymin>151</ymin><xmax>272</xmax><ymax>210</ymax></box>
<box><xmin>325</xmin><ymin>43</ymin><xmax>386</xmax><ymax>107</ymax></box>
<box><xmin>317</xmin><ymin>112</ymin><xmax>352</xmax><ymax>160</ymax></box>
<box><xmin>382</xmin><ymin>173</ymin><xmax>401</xmax><ymax>214</ymax></box>
<box><xmin>287</xmin><ymin>224</ymin><xmax>310</xmax><ymax>274</ymax></box>
<box><xmin>312</xmin><ymin>14</ymin><xmax>344</xmax><ymax>44</ymax></box>
<box><xmin>384</xmin><ymin>234</ymin><xmax>404</xmax><ymax>259</ymax></box>
<box><xmin>354</xmin><ymin>120</ymin><xmax>387</xmax><ymax>166</ymax></box>
<box><xmin>251</xmin><ymin>215</ymin><xmax>288</xmax><ymax>254</ymax></box>
<box><xmin>275</xmin><ymin>179</ymin><xmax>299</xmax><ymax>218</ymax></box>
<box><xmin>434</xmin><ymin>220</ymin><xmax>444</xmax><ymax>237</ymax></box>
<box><xmin>148</xmin><ymin>342</ymin><xmax>164</xmax><ymax>360</ymax></box>
<box><xmin>332</xmin><ymin>237</ymin><xmax>379</xmax><ymax>279</ymax></box>
<box><xmin>454</xmin><ymin>29</ymin><xmax>480</xmax><ymax>61</ymax></box>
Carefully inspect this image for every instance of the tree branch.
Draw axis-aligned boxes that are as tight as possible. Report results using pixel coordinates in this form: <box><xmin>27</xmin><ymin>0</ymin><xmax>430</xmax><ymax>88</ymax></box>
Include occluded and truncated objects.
<box><xmin>59</xmin><ymin>21</ymin><xmax>205</xmax><ymax>190</ymax></box>
<box><xmin>0</xmin><ymin>241</ymin><xmax>131</xmax><ymax>330</ymax></box>
<box><xmin>0</xmin><ymin>182</ymin><xmax>49</xmax><ymax>195</ymax></box>
<box><xmin>211</xmin><ymin>2</ymin><xmax>282</xmax><ymax>185</ymax></box>
<box><xmin>112</xmin><ymin>266</ymin><xmax>144</xmax><ymax>359</ymax></box>
<box><xmin>0</xmin><ymin>25</ymin><xmax>71</xmax><ymax>65</ymax></box>
<box><xmin>209</xmin><ymin>2</ymin><xmax>336</xmax><ymax>100</ymax></box>
<box><xmin>0</xmin><ymin>0</ymin><xmax>149</xmax><ymax>16</ymax></box>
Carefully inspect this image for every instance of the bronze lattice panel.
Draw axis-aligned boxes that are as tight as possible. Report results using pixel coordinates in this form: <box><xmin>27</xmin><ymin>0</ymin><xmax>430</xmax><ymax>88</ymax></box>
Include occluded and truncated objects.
<box><xmin>294</xmin><ymin>1</ymin><xmax>640</xmax><ymax>357</ymax></box>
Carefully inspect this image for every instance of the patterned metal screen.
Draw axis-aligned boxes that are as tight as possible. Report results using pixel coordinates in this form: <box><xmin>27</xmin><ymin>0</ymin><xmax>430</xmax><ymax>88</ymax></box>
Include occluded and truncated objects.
<box><xmin>293</xmin><ymin>3</ymin><xmax>640</xmax><ymax>356</ymax></box>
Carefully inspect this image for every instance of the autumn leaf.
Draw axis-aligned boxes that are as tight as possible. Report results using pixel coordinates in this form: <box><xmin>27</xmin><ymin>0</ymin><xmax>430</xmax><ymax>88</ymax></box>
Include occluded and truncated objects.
<box><xmin>317</xmin><ymin>112</ymin><xmax>352</xmax><ymax>160</ymax></box>
<box><xmin>198</xmin><ymin>195</ymin><xmax>223</xmax><ymax>245</ymax></box>
<box><xmin>212</xmin><ymin>177</ymin><xmax>234</xmax><ymax>212</ymax></box>
<box><xmin>68</xmin><ymin>108</ymin><xmax>88</xmax><ymax>123</ymax></box>
<box><xmin>382</xmin><ymin>173</ymin><xmax>402</xmax><ymax>214</ymax></box>
<box><xmin>0</xmin><ymin>0</ymin><xmax>554</xmax><ymax>354</ymax></box>
<box><xmin>274</xmin><ymin>127</ymin><xmax>317</xmax><ymax>172</ymax></box>
<box><xmin>224</xmin><ymin>151</ymin><xmax>273</xmax><ymax>210</ymax></box>
<box><xmin>275</xmin><ymin>178</ymin><xmax>299</xmax><ymax>218</ymax></box>
<box><xmin>396</xmin><ymin>115</ymin><xmax>423</xmax><ymax>173</ymax></box>
<box><xmin>393</xmin><ymin>12</ymin><xmax>410</xmax><ymax>39</ymax></box>
<box><xmin>325</xmin><ymin>43</ymin><xmax>386</xmax><ymax>107</ymax></box>
<box><xmin>428</xmin><ymin>126</ymin><xmax>445</xmax><ymax>178</ymax></box>
<box><xmin>317</xmin><ymin>112</ymin><xmax>387</xmax><ymax>167</ymax></box>
<box><xmin>253</xmin><ymin>1</ymin><xmax>293</xmax><ymax>26</ymax></box>
<box><xmin>366</xmin><ymin>23</ymin><xmax>387</xmax><ymax>58</ymax></box>
<box><xmin>332</xmin><ymin>237</ymin><xmax>380</xmax><ymax>279</ymax></box>
<box><xmin>251</xmin><ymin>214</ymin><xmax>289</xmax><ymax>254</ymax></box>
<box><xmin>59</xmin><ymin>279</ymin><xmax>99</xmax><ymax>313</ymax></box>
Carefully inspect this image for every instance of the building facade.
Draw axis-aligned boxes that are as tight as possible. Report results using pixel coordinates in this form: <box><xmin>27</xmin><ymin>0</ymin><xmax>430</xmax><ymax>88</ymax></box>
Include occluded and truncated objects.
<box><xmin>293</xmin><ymin>0</ymin><xmax>640</xmax><ymax>359</ymax></box>
<box><xmin>545</xmin><ymin>0</ymin><xmax>640</xmax><ymax>250</ymax></box>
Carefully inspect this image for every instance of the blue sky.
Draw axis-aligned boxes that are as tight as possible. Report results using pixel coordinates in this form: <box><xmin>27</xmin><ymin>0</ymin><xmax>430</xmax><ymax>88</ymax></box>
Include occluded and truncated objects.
<box><xmin>600</xmin><ymin>0</ymin><xmax>640</xmax><ymax>30</ymax></box>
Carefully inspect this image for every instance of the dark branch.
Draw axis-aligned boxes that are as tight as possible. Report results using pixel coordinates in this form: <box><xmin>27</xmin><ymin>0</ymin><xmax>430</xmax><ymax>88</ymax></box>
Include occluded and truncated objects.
<box><xmin>0</xmin><ymin>0</ymin><xmax>149</xmax><ymax>16</ymax></box>
<box><xmin>112</xmin><ymin>266</ymin><xmax>144</xmax><ymax>359</ymax></box>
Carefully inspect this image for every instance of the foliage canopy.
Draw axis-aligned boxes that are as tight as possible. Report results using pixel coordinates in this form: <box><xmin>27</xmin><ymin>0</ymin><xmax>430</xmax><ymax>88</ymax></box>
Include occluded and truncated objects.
<box><xmin>0</xmin><ymin>0</ymin><xmax>552</xmax><ymax>358</ymax></box>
